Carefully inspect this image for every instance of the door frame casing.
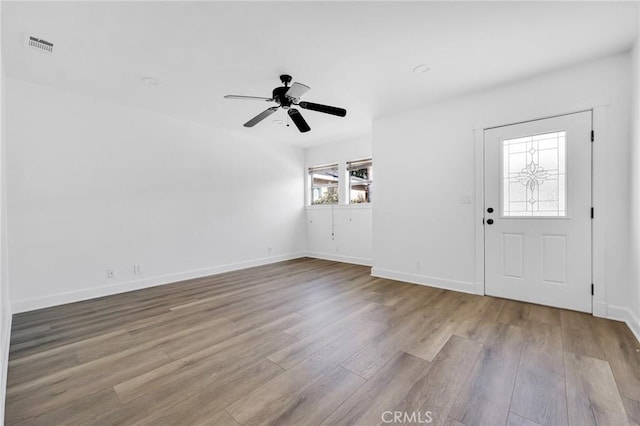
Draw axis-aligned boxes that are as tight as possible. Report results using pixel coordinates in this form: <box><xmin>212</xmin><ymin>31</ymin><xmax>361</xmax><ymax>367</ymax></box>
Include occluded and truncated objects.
<box><xmin>473</xmin><ymin>98</ymin><xmax>609</xmax><ymax>317</ymax></box>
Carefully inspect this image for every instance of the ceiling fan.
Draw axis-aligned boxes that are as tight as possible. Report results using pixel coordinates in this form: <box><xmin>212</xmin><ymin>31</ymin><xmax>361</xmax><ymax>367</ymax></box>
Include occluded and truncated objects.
<box><xmin>224</xmin><ymin>74</ymin><xmax>347</xmax><ymax>133</ymax></box>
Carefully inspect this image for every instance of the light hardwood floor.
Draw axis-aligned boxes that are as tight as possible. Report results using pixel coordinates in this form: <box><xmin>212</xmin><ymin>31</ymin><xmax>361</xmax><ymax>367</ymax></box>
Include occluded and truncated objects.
<box><xmin>5</xmin><ymin>258</ymin><xmax>640</xmax><ymax>425</ymax></box>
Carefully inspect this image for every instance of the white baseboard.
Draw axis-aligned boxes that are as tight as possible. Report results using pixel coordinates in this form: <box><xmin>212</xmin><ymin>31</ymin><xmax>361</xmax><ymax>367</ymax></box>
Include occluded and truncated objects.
<box><xmin>11</xmin><ymin>252</ymin><xmax>307</xmax><ymax>314</ymax></box>
<box><xmin>371</xmin><ymin>268</ymin><xmax>478</xmax><ymax>295</ymax></box>
<box><xmin>0</xmin><ymin>306</ymin><xmax>12</xmax><ymax>424</ymax></box>
<box><xmin>306</xmin><ymin>252</ymin><xmax>372</xmax><ymax>267</ymax></box>
<box><xmin>606</xmin><ymin>304</ymin><xmax>640</xmax><ymax>345</ymax></box>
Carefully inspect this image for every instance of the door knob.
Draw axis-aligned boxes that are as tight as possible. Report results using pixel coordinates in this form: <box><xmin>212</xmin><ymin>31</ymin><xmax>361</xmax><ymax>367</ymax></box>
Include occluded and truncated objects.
<box><xmin>487</xmin><ymin>207</ymin><xmax>494</xmax><ymax>213</ymax></box>
<box><xmin>487</xmin><ymin>219</ymin><xmax>494</xmax><ymax>225</ymax></box>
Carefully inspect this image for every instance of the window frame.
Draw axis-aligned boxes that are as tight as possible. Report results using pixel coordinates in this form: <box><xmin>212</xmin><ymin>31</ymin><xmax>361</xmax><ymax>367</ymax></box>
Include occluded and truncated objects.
<box><xmin>347</xmin><ymin>158</ymin><xmax>373</xmax><ymax>204</ymax></box>
<box><xmin>308</xmin><ymin>163</ymin><xmax>340</xmax><ymax>205</ymax></box>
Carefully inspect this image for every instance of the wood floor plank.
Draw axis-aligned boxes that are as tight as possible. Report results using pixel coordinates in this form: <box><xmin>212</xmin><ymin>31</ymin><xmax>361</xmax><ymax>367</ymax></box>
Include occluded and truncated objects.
<box><xmin>267</xmin><ymin>303</ymin><xmax>383</xmax><ymax>369</ymax></box>
<box><xmin>340</xmin><ymin>310</ymin><xmax>434</xmax><ymax>379</ymax></box>
<box><xmin>512</xmin><ymin>370</ymin><xmax>567</xmax><ymax>426</ymax></box>
<box><xmin>226</xmin><ymin>357</ymin><xmax>337</xmax><ymax>424</ymax></box>
<box><xmin>283</xmin><ymin>312</ymin><xmax>348</xmax><ymax>339</ymax></box>
<box><xmin>560</xmin><ymin>310</ymin><xmax>607</xmax><ymax>361</ymax></box>
<box><xmin>443</xmin><ymin>418</ymin><xmax>466</xmax><ymax>426</ymax></box>
<box><xmin>7</xmin><ymin>329</ymin><xmax>127</xmax><ymax>367</ymax></box>
<box><xmin>140</xmin><ymin>359</ymin><xmax>284</xmax><ymax>424</ymax></box>
<box><xmin>301</xmin><ymin>320</ymin><xmax>389</xmax><ymax>369</ymax></box>
<box><xmin>7</xmin><ymin>345</ymin><xmax>171</xmax><ymax>400</ymax></box>
<box><xmin>564</xmin><ymin>352</ymin><xmax>628</xmax><ymax>426</ymax></box>
<box><xmin>7</xmin><ymin>346</ymin><xmax>80</xmax><ymax>388</ymax></box>
<box><xmin>392</xmin><ymin>335</ymin><xmax>483</xmax><ymax>426</ymax></box>
<box><xmin>404</xmin><ymin>296</ymin><xmax>471</xmax><ymax>361</ymax></box>
<box><xmin>6</xmin><ymin>349</ymin><xmax>172</xmax><ymax>424</ymax></box>
<box><xmin>164</xmin><ymin>313</ymin><xmax>303</xmax><ymax>361</ymax></box>
<box><xmin>497</xmin><ymin>299</ymin><xmax>533</xmax><ymax>328</ymax></box>
<box><xmin>9</xmin><ymin>305</ymin><xmax>173</xmax><ymax>358</ymax></box>
<box><xmin>507</xmin><ymin>412</ymin><xmax>544</xmax><ymax>426</ymax></box>
<box><xmin>591</xmin><ymin>318</ymin><xmax>640</xmax><ymax>401</ymax></box>
<box><xmin>283</xmin><ymin>289</ymin><xmax>381</xmax><ymax>338</ymax></box>
<box><xmin>528</xmin><ymin>304</ymin><xmax>562</xmax><ymax>326</ymax></box>
<box><xmin>7</xmin><ymin>388</ymin><xmax>123</xmax><ymax>426</ymax></box>
<box><xmin>195</xmin><ymin>410</ymin><xmax>240</xmax><ymax>426</ymax></box>
<box><xmin>295</xmin><ymin>284</ymin><xmax>382</xmax><ymax>319</ymax></box>
<box><xmin>510</xmin><ymin>321</ymin><xmax>568</xmax><ymax>426</ymax></box>
<box><xmin>114</xmin><ymin>329</ymin><xmax>295</xmax><ymax>403</ymax></box>
<box><xmin>379</xmin><ymin>285</ymin><xmax>447</xmax><ymax>326</ymax></box>
<box><xmin>379</xmin><ymin>281</ymin><xmax>420</xmax><ymax>306</ymax></box>
<box><xmin>248</xmin><ymin>366</ymin><xmax>365</xmax><ymax>426</ymax></box>
<box><xmin>623</xmin><ymin>396</ymin><xmax>640</xmax><ymax>426</ymax></box>
<box><xmin>519</xmin><ymin>321</ymin><xmax>565</xmax><ymax>376</ymax></box>
<box><xmin>449</xmin><ymin>322</ymin><xmax>526</xmax><ymax>426</ymax></box>
<box><xmin>454</xmin><ymin>296</ymin><xmax>505</xmax><ymax>343</ymax></box>
<box><xmin>168</xmin><ymin>262</ymin><xmax>354</xmax><ymax>318</ymax></box>
<box><xmin>101</xmin><ymin>358</ymin><xmax>283</xmax><ymax>425</ymax></box>
<box><xmin>322</xmin><ymin>351</ymin><xmax>431</xmax><ymax>425</ymax></box>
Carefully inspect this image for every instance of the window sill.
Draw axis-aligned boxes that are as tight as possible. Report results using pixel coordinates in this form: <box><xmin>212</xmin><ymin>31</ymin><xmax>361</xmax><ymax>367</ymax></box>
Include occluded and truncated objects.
<box><xmin>305</xmin><ymin>204</ymin><xmax>372</xmax><ymax>210</ymax></box>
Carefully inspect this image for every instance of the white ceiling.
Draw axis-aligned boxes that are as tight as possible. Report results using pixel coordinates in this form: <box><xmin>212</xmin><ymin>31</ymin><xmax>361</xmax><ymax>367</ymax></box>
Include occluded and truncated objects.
<box><xmin>2</xmin><ymin>1</ymin><xmax>638</xmax><ymax>146</ymax></box>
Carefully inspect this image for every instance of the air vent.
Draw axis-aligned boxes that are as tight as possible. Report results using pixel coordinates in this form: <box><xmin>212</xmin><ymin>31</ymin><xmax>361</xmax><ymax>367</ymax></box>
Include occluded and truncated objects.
<box><xmin>27</xmin><ymin>36</ymin><xmax>53</xmax><ymax>54</ymax></box>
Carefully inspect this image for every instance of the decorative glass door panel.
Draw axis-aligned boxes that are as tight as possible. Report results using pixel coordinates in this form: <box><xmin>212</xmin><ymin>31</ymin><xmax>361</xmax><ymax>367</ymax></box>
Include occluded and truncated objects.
<box><xmin>502</xmin><ymin>131</ymin><xmax>567</xmax><ymax>217</ymax></box>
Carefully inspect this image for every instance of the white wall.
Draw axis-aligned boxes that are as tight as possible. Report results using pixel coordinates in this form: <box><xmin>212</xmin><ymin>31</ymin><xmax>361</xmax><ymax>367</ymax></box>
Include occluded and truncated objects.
<box><xmin>629</xmin><ymin>37</ymin><xmax>640</xmax><ymax>340</ymax></box>
<box><xmin>373</xmin><ymin>53</ymin><xmax>635</xmax><ymax>330</ymax></box>
<box><xmin>305</xmin><ymin>136</ymin><xmax>373</xmax><ymax>265</ymax></box>
<box><xmin>0</xmin><ymin>1</ymin><xmax>12</xmax><ymax>419</ymax></box>
<box><xmin>5</xmin><ymin>78</ymin><xmax>306</xmax><ymax>313</ymax></box>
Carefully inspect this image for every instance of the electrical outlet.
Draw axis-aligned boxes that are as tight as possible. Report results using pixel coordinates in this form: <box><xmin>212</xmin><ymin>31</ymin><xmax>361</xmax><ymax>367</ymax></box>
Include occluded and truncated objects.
<box><xmin>416</xmin><ymin>260</ymin><xmax>421</xmax><ymax>269</ymax></box>
<box><xmin>106</xmin><ymin>269</ymin><xmax>115</xmax><ymax>278</ymax></box>
<box><xmin>133</xmin><ymin>264</ymin><xmax>143</xmax><ymax>275</ymax></box>
<box><xmin>267</xmin><ymin>247</ymin><xmax>273</xmax><ymax>255</ymax></box>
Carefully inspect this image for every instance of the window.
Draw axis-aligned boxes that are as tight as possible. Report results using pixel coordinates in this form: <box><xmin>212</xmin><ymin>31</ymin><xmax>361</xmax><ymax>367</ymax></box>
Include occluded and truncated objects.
<box><xmin>348</xmin><ymin>158</ymin><xmax>372</xmax><ymax>204</ymax></box>
<box><xmin>309</xmin><ymin>164</ymin><xmax>339</xmax><ymax>204</ymax></box>
<box><xmin>502</xmin><ymin>131</ymin><xmax>566</xmax><ymax>217</ymax></box>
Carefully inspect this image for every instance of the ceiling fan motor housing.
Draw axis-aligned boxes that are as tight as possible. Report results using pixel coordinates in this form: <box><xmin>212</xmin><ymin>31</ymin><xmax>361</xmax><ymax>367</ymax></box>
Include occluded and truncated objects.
<box><xmin>272</xmin><ymin>86</ymin><xmax>293</xmax><ymax>108</ymax></box>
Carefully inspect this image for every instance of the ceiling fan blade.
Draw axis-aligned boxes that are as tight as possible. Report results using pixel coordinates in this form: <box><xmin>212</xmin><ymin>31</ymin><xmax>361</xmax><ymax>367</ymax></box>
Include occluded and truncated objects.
<box><xmin>285</xmin><ymin>82</ymin><xmax>310</xmax><ymax>101</ymax></box>
<box><xmin>298</xmin><ymin>101</ymin><xmax>347</xmax><ymax>117</ymax></box>
<box><xmin>224</xmin><ymin>95</ymin><xmax>274</xmax><ymax>102</ymax></box>
<box><xmin>288</xmin><ymin>109</ymin><xmax>311</xmax><ymax>133</ymax></box>
<box><xmin>244</xmin><ymin>107</ymin><xmax>279</xmax><ymax>127</ymax></box>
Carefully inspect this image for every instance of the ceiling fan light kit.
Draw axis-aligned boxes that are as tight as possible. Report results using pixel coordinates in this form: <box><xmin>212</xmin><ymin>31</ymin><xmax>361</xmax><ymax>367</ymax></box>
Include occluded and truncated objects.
<box><xmin>224</xmin><ymin>74</ymin><xmax>347</xmax><ymax>133</ymax></box>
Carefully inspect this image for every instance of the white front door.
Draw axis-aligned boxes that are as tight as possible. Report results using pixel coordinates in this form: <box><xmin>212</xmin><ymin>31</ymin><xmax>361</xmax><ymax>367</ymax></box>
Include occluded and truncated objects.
<box><xmin>484</xmin><ymin>111</ymin><xmax>592</xmax><ymax>312</ymax></box>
